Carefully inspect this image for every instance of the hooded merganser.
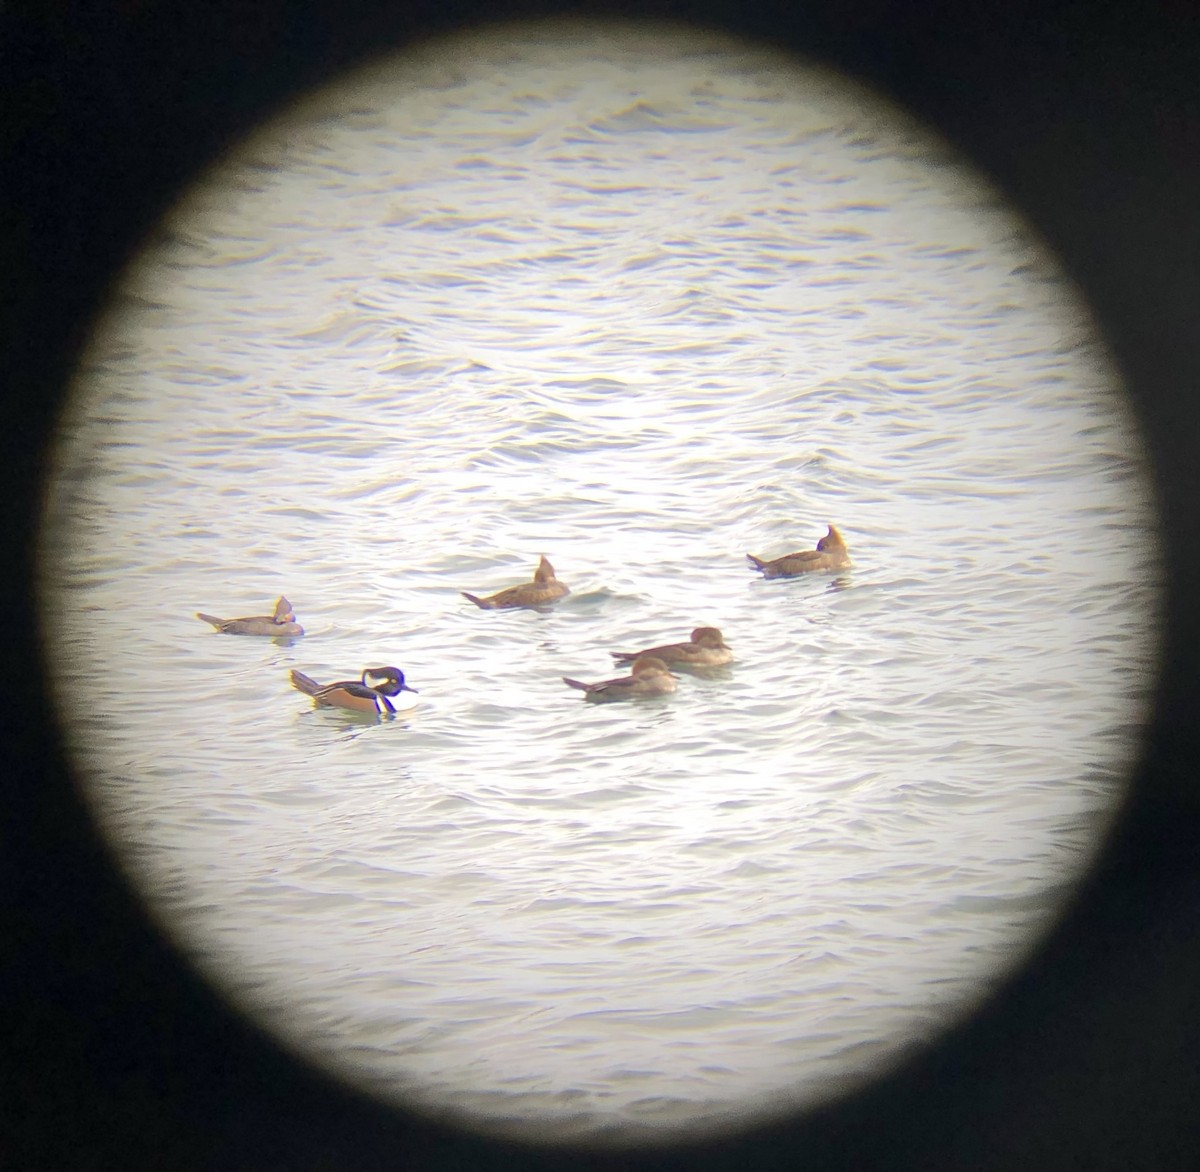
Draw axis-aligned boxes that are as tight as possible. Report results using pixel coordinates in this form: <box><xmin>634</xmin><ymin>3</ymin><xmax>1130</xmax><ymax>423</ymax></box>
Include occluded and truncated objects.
<box><xmin>746</xmin><ymin>524</ymin><xmax>851</xmax><ymax>578</ymax></box>
<box><xmin>197</xmin><ymin>596</ymin><xmax>304</xmax><ymax>636</ymax></box>
<box><xmin>461</xmin><ymin>555</ymin><xmax>570</xmax><ymax>610</ymax></box>
<box><xmin>562</xmin><ymin>655</ymin><xmax>677</xmax><ymax>702</ymax></box>
<box><xmin>611</xmin><ymin>626</ymin><xmax>732</xmax><ymax>668</ymax></box>
<box><xmin>289</xmin><ymin>666</ymin><xmax>417</xmax><ymax>714</ymax></box>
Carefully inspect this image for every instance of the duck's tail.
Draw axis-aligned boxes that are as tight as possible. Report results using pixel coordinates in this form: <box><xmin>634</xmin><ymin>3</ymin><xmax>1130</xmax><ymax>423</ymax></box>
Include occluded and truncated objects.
<box><xmin>610</xmin><ymin>652</ymin><xmax>637</xmax><ymax>663</ymax></box>
<box><xmin>289</xmin><ymin>669</ymin><xmax>322</xmax><ymax>696</ymax></box>
<box><xmin>196</xmin><ymin>612</ymin><xmax>226</xmax><ymax>630</ymax></box>
<box><xmin>562</xmin><ymin>676</ymin><xmax>592</xmax><ymax>692</ymax></box>
<box><xmin>461</xmin><ymin>591</ymin><xmax>490</xmax><ymax>609</ymax></box>
<box><xmin>745</xmin><ymin>553</ymin><xmax>766</xmax><ymax>571</ymax></box>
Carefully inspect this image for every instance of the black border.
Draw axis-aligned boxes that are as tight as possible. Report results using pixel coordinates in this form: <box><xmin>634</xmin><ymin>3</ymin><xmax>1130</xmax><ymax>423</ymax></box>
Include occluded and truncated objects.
<box><xmin>5</xmin><ymin>2</ymin><xmax>1200</xmax><ymax>1169</ymax></box>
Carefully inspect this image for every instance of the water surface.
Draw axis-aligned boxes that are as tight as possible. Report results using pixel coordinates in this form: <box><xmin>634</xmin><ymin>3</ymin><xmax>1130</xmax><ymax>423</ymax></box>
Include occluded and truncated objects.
<box><xmin>40</xmin><ymin>23</ymin><xmax>1159</xmax><ymax>1144</ymax></box>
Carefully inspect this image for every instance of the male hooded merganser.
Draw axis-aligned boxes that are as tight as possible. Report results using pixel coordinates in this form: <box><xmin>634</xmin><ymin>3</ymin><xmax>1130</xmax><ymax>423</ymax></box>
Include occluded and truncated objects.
<box><xmin>197</xmin><ymin>596</ymin><xmax>304</xmax><ymax>636</ymax></box>
<box><xmin>289</xmin><ymin>666</ymin><xmax>417</xmax><ymax>714</ymax></box>
<box><xmin>746</xmin><ymin>524</ymin><xmax>851</xmax><ymax>578</ymax></box>
<box><xmin>562</xmin><ymin>655</ymin><xmax>677</xmax><ymax>702</ymax></box>
<box><xmin>611</xmin><ymin>626</ymin><xmax>732</xmax><ymax>668</ymax></box>
<box><xmin>461</xmin><ymin>555</ymin><xmax>569</xmax><ymax>610</ymax></box>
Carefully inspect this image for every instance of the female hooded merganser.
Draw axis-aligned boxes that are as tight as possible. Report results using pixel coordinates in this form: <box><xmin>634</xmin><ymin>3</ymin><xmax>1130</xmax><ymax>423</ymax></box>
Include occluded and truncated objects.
<box><xmin>746</xmin><ymin>524</ymin><xmax>851</xmax><ymax>578</ymax></box>
<box><xmin>461</xmin><ymin>555</ymin><xmax>570</xmax><ymax>610</ymax></box>
<box><xmin>289</xmin><ymin>666</ymin><xmax>417</xmax><ymax>714</ymax></box>
<box><xmin>611</xmin><ymin>626</ymin><xmax>732</xmax><ymax>668</ymax></box>
<box><xmin>197</xmin><ymin>596</ymin><xmax>304</xmax><ymax>636</ymax></box>
<box><xmin>562</xmin><ymin>655</ymin><xmax>677</xmax><ymax>702</ymax></box>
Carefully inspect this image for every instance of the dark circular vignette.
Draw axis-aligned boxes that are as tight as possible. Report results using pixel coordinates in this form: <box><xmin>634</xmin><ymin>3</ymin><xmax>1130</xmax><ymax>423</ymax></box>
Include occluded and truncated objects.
<box><xmin>4</xmin><ymin>1</ymin><xmax>1200</xmax><ymax>1170</ymax></box>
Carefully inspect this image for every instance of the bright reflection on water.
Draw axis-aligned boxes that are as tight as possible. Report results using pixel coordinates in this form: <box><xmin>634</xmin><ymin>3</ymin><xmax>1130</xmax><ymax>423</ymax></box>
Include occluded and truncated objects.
<box><xmin>40</xmin><ymin>20</ymin><xmax>1159</xmax><ymax>1146</ymax></box>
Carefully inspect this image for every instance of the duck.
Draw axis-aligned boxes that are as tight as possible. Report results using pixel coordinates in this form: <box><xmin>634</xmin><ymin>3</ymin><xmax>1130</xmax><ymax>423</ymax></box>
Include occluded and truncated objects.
<box><xmin>197</xmin><ymin>596</ymin><xmax>304</xmax><ymax>636</ymax></box>
<box><xmin>461</xmin><ymin>555</ymin><xmax>570</xmax><ymax>610</ymax></box>
<box><xmin>562</xmin><ymin>655</ymin><xmax>677</xmax><ymax>702</ymax></box>
<box><xmin>746</xmin><ymin>524</ymin><xmax>851</xmax><ymax>578</ymax></box>
<box><xmin>611</xmin><ymin>626</ymin><xmax>732</xmax><ymax>668</ymax></box>
<box><xmin>289</xmin><ymin>666</ymin><xmax>417</xmax><ymax>714</ymax></box>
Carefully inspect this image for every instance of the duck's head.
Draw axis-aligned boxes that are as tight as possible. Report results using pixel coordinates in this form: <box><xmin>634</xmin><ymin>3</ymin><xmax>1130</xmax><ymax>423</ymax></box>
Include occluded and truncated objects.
<box><xmin>631</xmin><ymin>656</ymin><xmax>672</xmax><ymax>676</ymax></box>
<box><xmin>691</xmin><ymin>627</ymin><xmax>727</xmax><ymax>647</ymax></box>
<box><xmin>817</xmin><ymin>525</ymin><xmax>845</xmax><ymax>551</ymax></box>
<box><xmin>362</xmin><ymin>666</ymin><xmax>418</xmax><ymax>695</ymax></box>
<box><xmin>273</xmin><ymin>596</ymin><xmax>296</xmax><ymax>622</ymax></box>
<box><xmin>534</xmin><ymin>555</ymin><xmax>557</xmax><ymax>584</ymax></box>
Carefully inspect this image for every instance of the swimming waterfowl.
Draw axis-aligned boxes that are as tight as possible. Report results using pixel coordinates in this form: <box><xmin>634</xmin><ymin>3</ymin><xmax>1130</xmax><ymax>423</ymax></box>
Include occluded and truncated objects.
<box><xmin>196</xmin><ymin>596</ymin><xmax>304</xmax><ymax>636</ymax></box>
<box><xmin>562</xmin><ymin>655</ymin><xmax>677</xmax><ymax>702</ymax></box>
<box><xmin>611</xmin><ymin>627</ymin><xmax>732</xmax><ymax>668</ymax></box>
<box><xmin>461</xmin><ymin>555</ymin><xmax>569</xmax><ymax>610</ymax></box>
<box><xmin>746</xmin><ymin>524</ymin><xmax>851</xmax><ymax>578</ymax></box>
<box><xmin>289</xmin><ymin>666</ymin><xmax>417</xmax><ymax>714</ymax></box>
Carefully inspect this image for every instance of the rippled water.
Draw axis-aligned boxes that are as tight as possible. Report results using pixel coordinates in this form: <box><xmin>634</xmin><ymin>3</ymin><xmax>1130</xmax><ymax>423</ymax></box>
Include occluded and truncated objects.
<box><xmin>39</xmin><ymin>24</ymin><xmax>1160</xmax><ymax>1144</ymax></box>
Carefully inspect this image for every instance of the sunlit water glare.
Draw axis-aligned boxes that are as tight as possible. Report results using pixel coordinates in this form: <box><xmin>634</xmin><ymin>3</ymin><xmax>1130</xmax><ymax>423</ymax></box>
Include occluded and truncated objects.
<box><xmin>39</xmin><ymin>21</ymin><xmax>1160</xmax><ymax>1145</ymax></box>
